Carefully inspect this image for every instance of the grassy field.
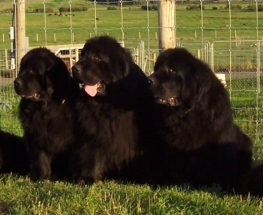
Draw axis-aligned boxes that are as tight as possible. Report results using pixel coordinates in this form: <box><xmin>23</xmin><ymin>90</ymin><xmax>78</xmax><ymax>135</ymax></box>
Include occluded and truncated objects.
<box><xmin>1</xmin><ymin>176</ymin><xmax>263</xmax><ymax>215</ymax></box>
<box><xmin>0</xmin><ymin>2</ymin><xmax>263</xmax><ymax>73</ymax></box>
<box><xmin>0</xmin><ymin>77</ymin><xmax>262</xmax><ymax>214</ymax></box>
<box><xmin>4</xmin><ymin>176</ymin><xmax>263</xmax><ymax>215</ymax></box>
<box><xmin>0</xmin><ymin>2</ymin><xmax>263</xmax><ymax>49</ymax></box>
<box><xmin>0</xmin><ymin>2</ymin><xmax>263</xmax><ymax>214</ymax></box>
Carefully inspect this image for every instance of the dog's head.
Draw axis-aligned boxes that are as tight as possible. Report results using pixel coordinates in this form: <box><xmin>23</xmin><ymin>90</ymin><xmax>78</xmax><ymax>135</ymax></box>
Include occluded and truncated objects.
<box><xmin>148</xmin><ymin>48</ymin><xmax>212</xmax><ymax>108</ymax></box>
<box><xmin>14</xmin><ymin>48</ymin><xmax>71</xmax><ymax>102</ymax></box>
<box><xmin>72</xmin><ymin>36</ymin><xmax>133</xmax><ymax>97</ymax></box>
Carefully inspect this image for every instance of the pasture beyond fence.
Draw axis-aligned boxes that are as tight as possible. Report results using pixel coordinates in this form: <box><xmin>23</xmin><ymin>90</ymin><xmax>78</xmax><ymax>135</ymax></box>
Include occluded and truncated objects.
<box><xmin>0</xmin><ymin>0</ymin><xmax>263</xmax><ymax>158</ymax></box>
<box><xmin>1</xmin><ymin>39</ymin><xmax>263</xmax><ymax>159</ymax></box>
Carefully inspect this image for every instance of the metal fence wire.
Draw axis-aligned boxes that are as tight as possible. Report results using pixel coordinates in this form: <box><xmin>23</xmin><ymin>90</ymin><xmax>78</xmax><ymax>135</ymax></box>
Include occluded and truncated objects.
<box><xmin>0</xmin><ymin>0</ymin><xmax>263</xmax><ymax>158</ymax></box>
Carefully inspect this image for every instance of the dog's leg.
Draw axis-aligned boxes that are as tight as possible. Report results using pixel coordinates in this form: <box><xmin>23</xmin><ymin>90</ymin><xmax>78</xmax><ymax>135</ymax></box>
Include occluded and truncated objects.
<box><xmin>69</xmin><ymin>146</ymin><xmax>100</xmax><ymax>185</ymax></box>
<box><xmin>30</xmin><ymin>150</ymin><xmax>51</xmax><ymax>181</ymax></box>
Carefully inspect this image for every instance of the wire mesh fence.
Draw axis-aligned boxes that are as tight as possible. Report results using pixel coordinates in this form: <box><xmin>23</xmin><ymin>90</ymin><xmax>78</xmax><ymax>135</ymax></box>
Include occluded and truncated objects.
<box><xmin>0</xmin><ymin>0</ymin><xmax>263</xmax><ymax>158</ymax></box>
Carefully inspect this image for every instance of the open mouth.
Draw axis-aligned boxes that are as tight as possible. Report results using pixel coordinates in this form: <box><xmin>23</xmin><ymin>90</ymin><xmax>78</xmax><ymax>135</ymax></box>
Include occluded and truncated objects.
<box><xmin>155</xmin><ymin>97</ymin><xmax>178</xmax><ymax>106</ymax></box>
<box><xmin>21</xmin><ymin>92</ymin><xmax>40</xmax><ymax>100</ymax></box>
<box><xmin>83</xmin><ymin>82</ymin><xmax>105</xmax><ymax>97</ymax></box>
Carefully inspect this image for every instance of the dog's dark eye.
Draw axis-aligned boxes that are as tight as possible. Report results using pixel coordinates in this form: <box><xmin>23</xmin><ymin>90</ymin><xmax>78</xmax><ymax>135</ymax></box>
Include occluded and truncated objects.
<box><xmin>168</xmin><ymin>69</ymin><xmax>176</xmax><ymax>73</ymax></box>
<box><xmin>91</xmin><ymin>56</ymin><xmax>101</xmax><ymax>62</ymax></box>
<box><xmin>27</xmin><ymin>69</ymin><xmax>37</xmax><ymax>74</ymax></box>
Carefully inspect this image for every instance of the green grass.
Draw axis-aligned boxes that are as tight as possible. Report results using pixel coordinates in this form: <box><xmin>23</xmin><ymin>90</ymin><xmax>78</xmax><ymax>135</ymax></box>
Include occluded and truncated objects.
<box><xmin>0</xmin><ymin>2</ymin><xmax>263</xmax><ymax>48</ymax></box>
<box><xmin>1</xmin><ymin>3</ymin><xmax>263</xmax><ymax>213</ymax></box>
<box><xmin>1</xmin><ymin>75</ymin><xmax>263</xmax><ymax>215</ymax></box>
<box><xmin>0</xmin><ymin>77</ymin><xmax>261</xmax><ymax>213</ymax></box>
<box><xmin>0</xmin><ymin>2</ymin><xmax>262</xmax><ymax>72</ymax></box>
<box><xmin>0</xmin><ymin>2</ymin><xmax>263</xmax><ymax>72</ymax></box>
<box><xmin>0</xmin><ymin>175</ymin><xmax>263</xmax><ymax>215</ymax></box>
<box><xmin>0</xmin><ymin>84</ymin><xmax>22</xmax><ymax>136</ymax></box>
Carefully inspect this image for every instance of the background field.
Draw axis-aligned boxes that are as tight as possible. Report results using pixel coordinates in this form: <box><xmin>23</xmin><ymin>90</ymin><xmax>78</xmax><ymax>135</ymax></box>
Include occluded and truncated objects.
<box><xmin>0</xmin><ymin>1</ymin><xmax>263</xmax><ymax>214</ymax></box>
<box><xmin>1</xmin><ymin>0</ymin><xmax>263</xmax><ymax>154</ymax></box>
<box><xmin>0</xmin><ymin>1</ymin><xmax>263</xmax><ymax>48</ymax></box>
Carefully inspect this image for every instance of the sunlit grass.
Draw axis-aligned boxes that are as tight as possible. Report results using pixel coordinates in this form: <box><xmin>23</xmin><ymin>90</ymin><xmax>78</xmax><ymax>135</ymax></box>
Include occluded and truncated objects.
<box><xmin>0</xmin><ymin>3</ymin><xmax>263</xmax><ymax>212</ymax></box>
<box><xmin>0</xmin><ymin>2</ymin><xmax>263</xmax><ymax>48</ymax></box>
<box><xmin>0</xmin><ymin>175</ymin><xmax>263</xmax><ymax>215</ymax></box>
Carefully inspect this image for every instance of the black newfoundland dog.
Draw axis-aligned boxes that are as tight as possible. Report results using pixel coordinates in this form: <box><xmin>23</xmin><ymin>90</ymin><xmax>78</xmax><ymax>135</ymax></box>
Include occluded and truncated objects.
<box><xmin>71</xmin><ymin>36</ymin><xmax>158</xmax><ymax>184</ymax></box>
<box><xmin>14</xmin><ymin>47</ymin><xmax>80</xmax><ymax>181</ymax></box>
<box><xmin>148</xmin><ymin>48</ymin><xmax>256</xmax><ymax>191</ymax></box>
<box><xmin>0</xmin><ymin>130</ymin><xmax>29</xmax><ymax>175</ymax></box>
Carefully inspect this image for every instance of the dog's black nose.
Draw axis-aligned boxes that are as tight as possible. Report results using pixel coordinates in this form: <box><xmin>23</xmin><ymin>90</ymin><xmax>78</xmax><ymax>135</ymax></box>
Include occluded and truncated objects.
<box><xmin>148</xmin><ymin>75</ymin><xmax>155</xmax><ymax>85</ymax></box>
<box><xmin>72</xmin><ymin>64</ymin><xmax>81</xmax><ymax>74</ymax></box>
<box><xmin>14</xmin><ymin>78</ymin><xmax>22</xmax><ymax>87</ymax></box>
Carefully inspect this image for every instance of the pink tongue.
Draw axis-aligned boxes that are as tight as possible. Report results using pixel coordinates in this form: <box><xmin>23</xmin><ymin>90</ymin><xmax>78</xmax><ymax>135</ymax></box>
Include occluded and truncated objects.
<box><xmin>84</xmin><ymin>84</ymin><xmax>97</xmax><ymax>97</ymax></box>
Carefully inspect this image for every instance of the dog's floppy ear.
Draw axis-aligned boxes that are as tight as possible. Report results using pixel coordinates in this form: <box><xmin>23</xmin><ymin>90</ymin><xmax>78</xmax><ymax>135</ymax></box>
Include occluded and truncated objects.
<box><xmin>42</xmin><ymin>52</ymin><xmax>56</xmax><ymax>72</ymax></box>
<box><xmin>179</xmin><ymin>55</ymin><xmax>212</xmax><ymax>109</ymax></box>
<box><xmin>37</xmin><ymin>53</ymin><xmax>56</xmax><ymax>96</ymax></box>
<box><xmin>40</xmin><ymin>55</ymin><xmax>56</xmax><ymax>95</ymax></box>
<box><xmin>177</xmin><ymin>51</ymin><xmax>211</xmax><ymax>105</ymax></box>
<box><xmin>45</xmin><ymin>56</ymin><xmax>71</xmax><ymax>98</ymax></box>
<box><xmin>115</xmin><ymin>47</ymin><xmax>132</xmax><ymax>78</ymax></box>
<box><xmin>193</xmin><ymin>59</ymin><xmax>212</xmax><ymax>101</ymax></box>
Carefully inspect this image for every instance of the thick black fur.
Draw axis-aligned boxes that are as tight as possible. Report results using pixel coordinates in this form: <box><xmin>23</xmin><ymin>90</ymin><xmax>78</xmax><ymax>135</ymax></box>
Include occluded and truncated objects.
<box><xmin>14</xmin><ymin>47</ymin><xmax>80</xmax><ymax>181</ymax></box>
<box><xmin>71</xmin><ymin>36</ymin><xmax>157</xmax><ymax>184</ymax></box>
<box><xmin>148</xmin><ymin>48</ymin><xmax>254</xmax><ymax>191</ymax></box>
<box><xmin>0</xmin><ymin>130</ymin><xmax>29</xmax><ymax>175</ymax></box>
<box><xmin>238</xmin><ymin>162</ymin><xmax>263</xmax><ymax>197</ymax></box>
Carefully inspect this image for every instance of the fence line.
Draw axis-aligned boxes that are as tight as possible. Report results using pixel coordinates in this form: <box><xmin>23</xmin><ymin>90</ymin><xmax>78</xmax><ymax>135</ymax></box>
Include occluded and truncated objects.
<box><xmin>0</xmin><ymin>0</ymin><xmax>263</xmax><ymax>158</ymax></box>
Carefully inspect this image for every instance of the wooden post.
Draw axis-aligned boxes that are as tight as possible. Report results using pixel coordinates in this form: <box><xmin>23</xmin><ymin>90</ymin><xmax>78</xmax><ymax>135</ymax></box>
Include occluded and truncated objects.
<box><xmin>197</xmin><ymin>49</ymin><xmax>201</xmax><ymax>59</ymax></box>
<box><xmin>135</xmin><ymin>46</ymin><xmax>139</xmax><ymax>65</ymax></box>
<box><xmin>122</xmin><ymin>32</ymin><xmax>124</xmax><ymax>40</ymax></box>
<box><xmin>139</xmin><ymin>32</ymin><xmax>141</xmax><ymax>40</ymax></box>
<box><xmin>54</xmin><ymin>33</ymin><xmax>56</xmax><ymax>42</ymax></box>
<box><xmin>158</xmin><ymin>0</ymin><xmax>175</xmax><ymax>53</ymax></box>
<box><xmin>70</xmin><ymin>48</ymin><xmax>73</xmax><ymax>69</ymax></box>
<box><xmin>75</xmin><ymin>48</ymin><xmax>79</xmax><ymax>62</ymax></box>
<box><xmin>36</xmin><ymin>33</ymin><xmax>38</xmax><ymax>42</ymax></box>
<box><xmin>153</xmin><ymin>53</ymin><xmax>156</xmax><ymax>63</ymax></box>
<box><xmin>2</xmin><ymin>34</ymin><xmax>4</xmax><ymax>42</ymax></box>
<box><xmin>16</xmin><ymin>0</ymin><xmax>26</xmax><ymax>71</ymax></box>
<box><xmin>4</xmin><ymin>49</ymin><xmax>8</xmax><ymax>69</ymax></box>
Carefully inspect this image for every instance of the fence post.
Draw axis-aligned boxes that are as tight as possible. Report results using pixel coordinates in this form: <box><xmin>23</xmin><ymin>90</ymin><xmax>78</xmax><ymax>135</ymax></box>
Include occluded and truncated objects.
<box><xmin>139</xmin><ymin>40</ymin><xmax>145</xmax><ymax>71</ymax></box>
<box><xmin>158</xmin><ymin>0</ymin><xmax>175</xmax><ymax>52</ymax></box>
<box><xmin>256</xmin><ymin>41</ymin><xmax>260</xmax><ymax>94</ymax></box>
<box><xmin>16</xmin><ymin>0</ymin><xmax>26</xmax><ymax>71</ymax></box>
<box><xmin>75</xmin><ymin>48</ymin><xmax>79</xmax><ymax>62</ymax></box>
<box><xmin>4</xmin><ymin>49</ymin><xmax>8</xmax><ymax>69</ymax></box>
<box><xmin>197</xmin><ymin>49</ymin><xmax>201</xmax><ymax>59</ymax></box>
<box><xmin>210</xmin><ymin>42</ymin><xmax>214</xmax><ymax>72</ymax></box>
